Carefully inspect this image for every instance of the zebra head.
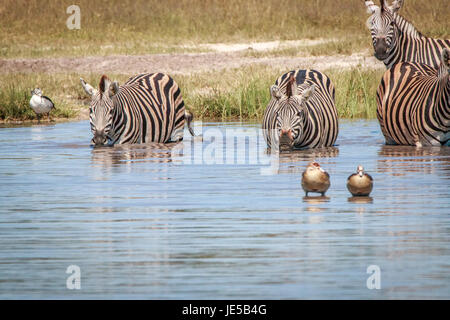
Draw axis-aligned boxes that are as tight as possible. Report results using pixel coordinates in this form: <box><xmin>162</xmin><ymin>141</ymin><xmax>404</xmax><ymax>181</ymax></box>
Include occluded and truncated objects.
<box><xmin>81</xmin><ymin>75</ymin><xmax>120</xmax><ymax>146</ymax></box>
<box><xmin>270</xmin><ymin>76</ymin><xmax>316</xmax><ymax>152</ymax></box>
<box><xmin>365</xmin><ymin>0</ymin><xmax>403</xmax><ymax>61</ymax></box>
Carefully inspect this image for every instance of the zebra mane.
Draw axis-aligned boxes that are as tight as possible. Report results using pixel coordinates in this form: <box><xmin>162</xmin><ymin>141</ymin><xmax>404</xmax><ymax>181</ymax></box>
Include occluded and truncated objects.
<box><xmin>286</xmin><ymin>75</ymin><xmax>296</xmax><ymax>98</ymax></box>
<box><xmin>393</xmin><ymin>13</ymin><xmax>423</xmax><ymax>39</ymax></box>
<box><xmin>99</xmin><ymin>75</ymin><xmax>109</xmax><ymax>97</ymax></box>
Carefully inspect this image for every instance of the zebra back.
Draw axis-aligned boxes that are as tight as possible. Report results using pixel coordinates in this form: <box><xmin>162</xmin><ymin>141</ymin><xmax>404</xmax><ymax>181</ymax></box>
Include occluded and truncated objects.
<box><xmin>263</xmin><ymin>69</ymin><xmax>338</xmax><ymax>149</ymax></box>
<box><xmin>111</xmin><ymin>73</ymin><xmax>186</xmax><ymax>144</ymax></box>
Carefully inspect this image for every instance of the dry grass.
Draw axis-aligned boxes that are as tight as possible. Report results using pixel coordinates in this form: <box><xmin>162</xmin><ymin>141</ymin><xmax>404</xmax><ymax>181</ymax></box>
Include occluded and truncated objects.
<box><xmin>0</xmin><ymin>0</ymin><xmax>448</xmax><ymax>58</ymax></box>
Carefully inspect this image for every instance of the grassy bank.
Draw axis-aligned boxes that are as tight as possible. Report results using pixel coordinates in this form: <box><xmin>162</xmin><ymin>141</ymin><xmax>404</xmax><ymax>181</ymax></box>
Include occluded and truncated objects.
<box><xmin>0</xmin><ymin>66</ymin><xmax>384</xmax><ymax>122</ymax></box>
<box><xmin>0</xmin><ymin>0</ymin><xmax>448</xmax><ymax>58</ymax></box>
<box><xmin>0</xmin><ymin>74</ymin><xmax>80</xmax><ymax>122</ymax></box>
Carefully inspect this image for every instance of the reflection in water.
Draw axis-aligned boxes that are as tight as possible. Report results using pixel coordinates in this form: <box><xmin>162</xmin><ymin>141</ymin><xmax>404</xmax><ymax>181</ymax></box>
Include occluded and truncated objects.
<box><xmin>91</xmin><ymin>142</ymin><xmax>184</xmax><ymax>167</ymax></box>
<box><xmin>378</xmin><ymin>145</ymin><xmax>450</xmax><ymax>176</ymax></box>
<box><xmin>347</xmin><ymin>196</ymin><xmax>373</xmax><ymax>204</ymax></box>
<box><xmin>278</xmin><ymin>146</ymin><xmax>339</xmax><ymax>162</ymax></box>
<box><xmin>276</xmin><ymin>147</ymin><xmax>339</xmax><ymax>174</ymax></box>
<box><xmin>0</xmin><ymin>120</ymin><xmax>449</xmax><ymax>299</ymax></box>
<box><xmin>303</xmin><ymin>195</ymin><xmax>330</xmax><ymax>213</ymax></box>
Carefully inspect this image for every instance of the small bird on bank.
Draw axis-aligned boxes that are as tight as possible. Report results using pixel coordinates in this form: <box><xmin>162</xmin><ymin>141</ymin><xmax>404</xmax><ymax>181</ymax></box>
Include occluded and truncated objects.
<box><xmin>29</xmin><ymin>88</ymin><xmax>55</xmax><ymax>123</ymax></box>
<box><xmin>347</xmin><ymin>165</ymin><xmax>373</xmax><ymax>196</ymax></box>
<box><xmin>301</xmin><ymin>161</ymin><xmax>330</xmax><ymax>196</ymax></box>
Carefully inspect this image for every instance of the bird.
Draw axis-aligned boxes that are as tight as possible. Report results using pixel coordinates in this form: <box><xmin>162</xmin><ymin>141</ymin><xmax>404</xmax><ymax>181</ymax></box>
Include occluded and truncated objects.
<box><xmin>347</xmin><ymin>165</ymin><xmax>373</xmax><ymax>197</ymax></box>
<box><xmin>29</xmin><ymin>88</ymin><xmax>55</xmax><ymax>123</ymax></box>
<box><xmin>301</xmin><ymin>161</ymin><xmax>330</xmax><ymax>196</ymax></box>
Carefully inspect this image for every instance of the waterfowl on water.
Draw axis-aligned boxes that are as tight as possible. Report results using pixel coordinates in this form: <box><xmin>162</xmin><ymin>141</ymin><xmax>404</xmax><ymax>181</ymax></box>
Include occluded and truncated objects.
<box><xmin>347</xmin><ymin>165</ymin><xmax>373</xmax><ymax>196</ymax></box>
<box><xmin>29</xmin><ymin>88</ymin><xmax>55</xmax><ymax>122</ymax></box>
<box><xmin>301</xmin><ymin>161</ymin><xmax>330</xmax><ymax>196</ymax></box>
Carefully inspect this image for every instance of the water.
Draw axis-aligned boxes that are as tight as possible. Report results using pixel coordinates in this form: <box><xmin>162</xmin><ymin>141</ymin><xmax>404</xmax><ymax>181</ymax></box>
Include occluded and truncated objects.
<box><xmin>0</xmin><ymin>120</ymin><xmax>449</xmax><ymax>299</ymax></box>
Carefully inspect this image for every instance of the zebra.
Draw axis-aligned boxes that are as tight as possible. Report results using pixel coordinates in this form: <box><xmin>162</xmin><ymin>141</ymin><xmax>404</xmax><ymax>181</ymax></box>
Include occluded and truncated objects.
<box><xmin>376</xmin><ymin>48</ymin><xmax>449</xmax><ymax>146</ymax></box>
<box><xmin>262</xmin><ymin>69</ymin><xmax>339</xmax><ymax>151</ymax></box>
<box><xmin>365</xmin><ymin>0</ymin><xmax>450</xmax><ymax>69</ymax></box>
<box><xmin>80</xmin><ymin>73</ymin><xmax>195</xmax><ymax>146</ymax></box>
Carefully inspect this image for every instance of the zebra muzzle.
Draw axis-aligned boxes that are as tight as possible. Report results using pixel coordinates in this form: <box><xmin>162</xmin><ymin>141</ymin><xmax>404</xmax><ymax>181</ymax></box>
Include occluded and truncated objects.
<box><xmin>374</xmin><ymin>38</ymin><xmax>389</xmax><ymax>60</ymax></box>
<box><xmin>279</xmin><ymin>129</ymin><xmax>294</xmax><ymax>151</ymax></box>
<box><xmin>92</xmin><ymin>130</ymin><xmax>108</xmax><ymax>146</ymax></box>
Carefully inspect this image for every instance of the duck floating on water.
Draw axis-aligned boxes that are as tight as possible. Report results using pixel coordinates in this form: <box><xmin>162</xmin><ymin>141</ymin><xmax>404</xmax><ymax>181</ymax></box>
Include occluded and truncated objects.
<box><xmin>29</xmin><ymin>88</ymin><xmax>55</xmax><ymax>123</ymax></box>
<box><xmin>301</xmin><ymin>161</ymin><xmax>330</xmax><ymax>196</ymax></box>
<box><xmin>347</xmin><ymin>165</ymin><xmax>373</xmax><ymax>196</ymax></box>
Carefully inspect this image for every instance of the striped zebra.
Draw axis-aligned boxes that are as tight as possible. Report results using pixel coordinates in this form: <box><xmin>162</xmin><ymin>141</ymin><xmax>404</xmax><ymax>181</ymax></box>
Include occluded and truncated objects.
<box><xmin>80</xmin><ymin>73</ymin><xmax>195</xmax><ymax>146</ymax></box>
<box><xmin>376</xmin><ymin>48</ymin><xmax>449</xmax><ymax>146</ymax></box>
<box><xmin>365</xmin><ymin>0</ymin><xmax>450</xmax><ymax>69</ymax></box>
<box><xmin>262</xmin><ymin>69</ymin><xmax>339</xmax><ymax>151</ymax></box>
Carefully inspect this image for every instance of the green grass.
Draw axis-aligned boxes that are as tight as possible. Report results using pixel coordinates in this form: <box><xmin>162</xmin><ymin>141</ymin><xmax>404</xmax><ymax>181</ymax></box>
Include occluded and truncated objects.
<box><xmin>1</xmin><ymin>0</ymin><xmax>448</xmax><ymax>58</ymax></box>
<box><xmin>178</xmin><ymin>66</ymin><xmax>384</xmax><ymax>120</ymax></box>
<box><xmin>0</xmin><ymin>66</ymin><xmax>384</xmax><ymax>122</ymax></box>
<box><xmin>0</xmin><ymin>74</ymin><xmax>78</xmax><ymax>121</ymax></box>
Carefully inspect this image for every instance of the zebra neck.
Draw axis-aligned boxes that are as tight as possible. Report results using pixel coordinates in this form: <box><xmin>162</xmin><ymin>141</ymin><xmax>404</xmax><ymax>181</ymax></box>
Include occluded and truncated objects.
<box><xmin>385</xmin><ymin>14</ymin><xmax>424</xmax><ymax>68</ymax></box>
<box><xmin>394</xmin><ymin>14</ymin><xmax>422</xmax><ymax>40</ymax></box>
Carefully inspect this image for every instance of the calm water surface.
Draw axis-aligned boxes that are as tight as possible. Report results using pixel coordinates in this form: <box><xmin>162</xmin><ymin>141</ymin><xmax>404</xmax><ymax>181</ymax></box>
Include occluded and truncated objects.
<box><xmin>0</xmin><ymin>120</ymin><xmax>449</xmax><ymax>299</ymax></box>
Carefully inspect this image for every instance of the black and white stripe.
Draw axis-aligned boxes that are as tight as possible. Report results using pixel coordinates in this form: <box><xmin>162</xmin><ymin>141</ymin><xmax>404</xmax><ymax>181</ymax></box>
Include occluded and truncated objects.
<box><xmin>262</xmin><ymin>69</ymin><xmax>339</xmax><ymax>151</ymax></box>
<box><xmin>376</xmin><ymin>48</ymin><xmax>450</xmax><ymax>146</ymax></box>
<box><xmin>365</xmin><ymin>0</ymin><xmax>450</xmax><ymax>69</ymax></box>
<box><xmin>81</xmin><ymin>73</ymin><xmax>194</xmax><ymax>146</ymax></box>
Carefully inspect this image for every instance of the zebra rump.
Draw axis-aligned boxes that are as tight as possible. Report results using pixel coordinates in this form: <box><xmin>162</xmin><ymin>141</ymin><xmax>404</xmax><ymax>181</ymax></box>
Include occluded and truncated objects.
<box><xmin>81</xmin><ymin>73</ymin><xmax>194</xmax><ymax>146</ymax></box>
<box><xmin>376</xmin><ymin>48</ymin><xmax>450</xmax><ymax>146</ymax></box>
<box><xmin>262</xmin><ymin>69</ymin><xmax>339</xmax><ymax>151</ymax></box>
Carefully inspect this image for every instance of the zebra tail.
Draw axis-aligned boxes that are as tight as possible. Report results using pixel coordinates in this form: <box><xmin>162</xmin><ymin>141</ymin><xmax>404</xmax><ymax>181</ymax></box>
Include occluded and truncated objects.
<box><xmin>185</xmin><ymin>110</ymin><xmax>195</xmax><ymax>136</ymax></box>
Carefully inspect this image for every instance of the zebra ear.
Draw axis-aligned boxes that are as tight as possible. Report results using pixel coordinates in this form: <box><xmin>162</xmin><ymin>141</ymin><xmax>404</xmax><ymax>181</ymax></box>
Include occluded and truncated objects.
<box><xmin>365</xmin><ymin>0</ymin><xmax>379</xmax><ymax>14</ymax></box>
<box><xmin>390</xmin><ymin>0</ymin><xmax>403</xmax><ymax>13</ymax></box>
<box><xmin>80</xmin><ymin>78</ymin><xmax>97</xmax><ymax>97</ymax></box>
<box><xmin>109</xmin><ymin>81</ymin><xmax>120</xmax><ymax>97</ymax></box>
<box><xmin>270</xmin><ymin>85</ymin><xmax>283</xmax><ymax>100</ymax></box>
<box><xmin>300</xmin><ymin>84</ymin><xmax>316</xmax><ymax>103</ymax></box>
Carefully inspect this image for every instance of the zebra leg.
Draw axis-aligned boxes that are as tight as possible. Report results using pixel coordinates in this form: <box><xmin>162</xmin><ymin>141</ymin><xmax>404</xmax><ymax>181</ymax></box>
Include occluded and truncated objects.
<box><xmin>384</xmin><ymin>136</ymin><xmax>397</xmax><ymax>145</ymax></box>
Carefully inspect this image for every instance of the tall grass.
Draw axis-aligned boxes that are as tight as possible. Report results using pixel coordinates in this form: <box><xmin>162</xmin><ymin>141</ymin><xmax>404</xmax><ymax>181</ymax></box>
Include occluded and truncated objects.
<box><xmin>177</xmin><ymin>66</ymin><xmax>384</xmax><ymax>120</ymax></box>
<box><xmin>0</xmin><ymin>0</ymin><xmax>448</xmax><ymax>58</ymax></box>
<box><xmin>0</xmin><ymin>67</ymin><xmax>384</xmax><ymax>121</ymax></box>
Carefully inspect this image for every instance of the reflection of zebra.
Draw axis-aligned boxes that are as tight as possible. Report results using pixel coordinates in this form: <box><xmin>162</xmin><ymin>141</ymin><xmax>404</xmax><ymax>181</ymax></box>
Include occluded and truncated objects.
<box><xmin>81</xmin><ymin>73</ymin><xmax>195</xmax><ymax>146</ymax></box>
<box><xmin>376</xmin><ymin>48</ymin><xmax>449</xmax><ymax>146</ymax></box>
<box><xmin>262</xmin><ymin>69</ymin><xmax>338</xmax><ymax>151</ymax></box>
<box><xmin>378</xmin><ymin>144</ymin><xmax>450</xmax><ymax>175</ymax></box>
<box><xmin>365</xmin><ymin>0</ymin><xmax>450</xmax><ymax>69</ymax></box>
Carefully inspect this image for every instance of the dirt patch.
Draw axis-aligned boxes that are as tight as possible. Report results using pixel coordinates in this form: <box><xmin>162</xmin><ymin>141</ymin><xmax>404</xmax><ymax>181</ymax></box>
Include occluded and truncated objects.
<box><xmin>0</xmin><ymin>51</ymin><xmax>381</xmax><ymax>76</ymax></box>
<box><xmin>192</xmin><ymin>39</ymin><xmax>333</xmax><ymax>52</ymax></box>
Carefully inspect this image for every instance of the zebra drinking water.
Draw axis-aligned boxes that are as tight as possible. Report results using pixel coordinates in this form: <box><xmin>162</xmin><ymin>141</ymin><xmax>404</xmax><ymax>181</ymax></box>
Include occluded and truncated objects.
<box><xmin>365</xmin><ymin>0</ymin><xmax>450</xmax><ymax>69</ymax></box>
<box><xmin>376</xmin><ymin>48</ymin><xmax>450</xmax><ymax>146</ymax></box>
<box><xmin>80</xmin><ymin>73</ymin><xmax>195</xmax><ymax>146</ymax></box>
<box><xmin>262</xmin><ymin>69</ymin><xmax>339</xmax><ymax>151</ymax></box>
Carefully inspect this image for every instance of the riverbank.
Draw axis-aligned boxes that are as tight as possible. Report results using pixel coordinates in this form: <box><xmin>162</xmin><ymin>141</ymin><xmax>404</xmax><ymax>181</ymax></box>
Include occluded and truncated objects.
<box><xmin>0</xmin><ymin>44</ymin><xmax>385</xmax><ymax>123</ymax></box>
